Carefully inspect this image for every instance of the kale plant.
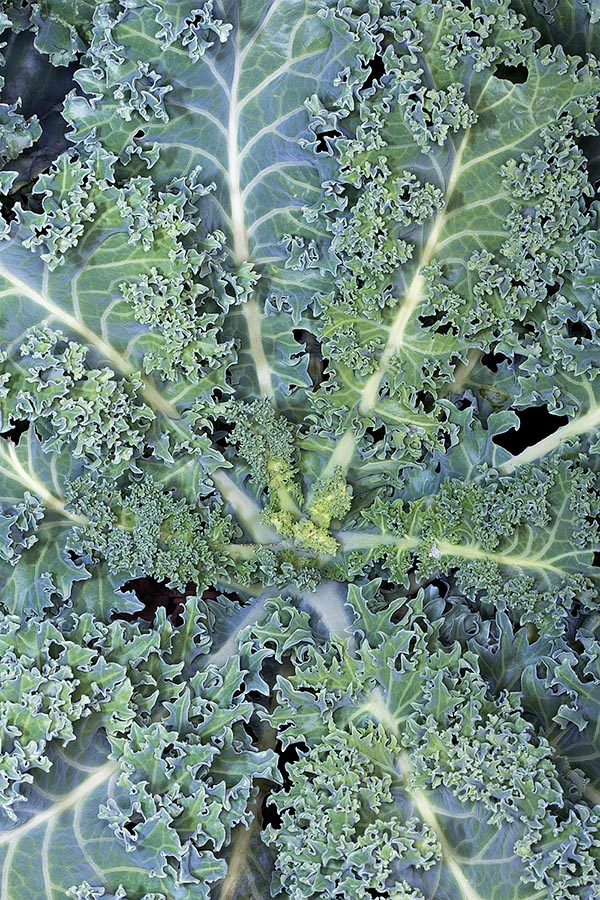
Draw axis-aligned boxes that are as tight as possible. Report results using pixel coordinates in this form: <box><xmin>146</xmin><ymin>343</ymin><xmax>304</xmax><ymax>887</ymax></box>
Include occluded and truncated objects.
<box><xmin>1</xmin><ymin>0</ymin><xmax>600</xmax><ymax>897</ymax></box>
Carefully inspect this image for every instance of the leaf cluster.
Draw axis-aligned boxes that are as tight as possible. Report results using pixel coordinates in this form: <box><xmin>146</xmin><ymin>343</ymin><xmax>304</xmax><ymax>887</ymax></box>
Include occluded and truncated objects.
<box><xmin>0</xmin><ymin>1</ymin><xmax>600</xmax><ymax>898</ymax></box>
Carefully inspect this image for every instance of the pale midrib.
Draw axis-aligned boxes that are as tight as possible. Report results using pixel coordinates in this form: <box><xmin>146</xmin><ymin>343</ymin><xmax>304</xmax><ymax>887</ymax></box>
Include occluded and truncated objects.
<box><xmin>227</xmin><ymin>32</ymin><xmax>273</xmax><ymax>399</ymax></box>
<box><xmin>499</xmin><ymin>403</ymin><xmax>600</xmax><ymax>474</ymax></box>
<box><xmin>322</xmin><ymin>81</ymin><xmax>558</xmax><ymax>478</ymax></box>
<box><xmin>359</xmin><ymin>129</ymin><xmax>470</xmax><ymax>415</ymax></box>
<box><xmin>337</xmin><ymin>531</ymin><xmax>419</xmax><ymax>553</ymax></box>
<box><xmin>0</xmin><ymin>760</ymin><xmax>118</xmax><ymax>847</ymax></box>
<box><xmin>439</xmin><ymin>348</ymin><xmax>481</xmax><ymax>398</ymax></box>
<box><xmin>242</xmin><ymin>299</ymin><xmax>275</xmax><ymax>398</ymax></box>
<box><xmin>206</xmin><ymin>590</ymin><xmax>271</xmax><ymax>671</ymax></box>
<box><xmin>358</xmin><ymin>701</ymin><xmax>487</xmax><ymax>900</ymax></box>
<box><xmin>398</xmin><ymin>754</ymin><xmax>486</xmax><ymax>900</ymax></box>
<box><xmin>302</xmin><ymin>579</ymin><xmax>351</xmax><ymax>640</ymax></box>
<box><xmin>0</xmin><ymin>443</ymin><xmax>85</xmax><ymax>523</ymax></box>
<box><xmin>436</xmin><ymin>539</ymin><xmax>562</xmax><ymax>574</ymax></box>
<box><xmin>211</xmin><ymin>470</ymin><xmax>278</xmax><ymax>543</ymax></box>
<box><xmin>323</xmin><ymin>129</ymin><xmax>471</xmax><ymax>477</ymax></box>
<box><xmin>228</xmin><ymin>38</ymin><xmax>249</xmax><ymax>265</ymax></box>
<box><xmin>0</xmin><ymin>264</ymin><xmax>177</xmax><ymax>419</ymax></box>
<box><xmin>217</xmin><ymin>820</ymin><xmax>255</xmax><ymax>900</ymax></box>
<box><xmin>337</xmin><ymin>531</ymin><xmax>561</xmax><ymax>574</ymax></box>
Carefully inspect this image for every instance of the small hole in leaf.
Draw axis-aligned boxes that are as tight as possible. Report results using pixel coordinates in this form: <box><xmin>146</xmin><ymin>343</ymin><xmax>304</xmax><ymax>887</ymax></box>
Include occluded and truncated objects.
<box><xmin>494</xmin><ymin>62</ymin><xmax>528</xmax><ymax>84</ymax></box>
<box><xmin>0</xmin><ymin>419</ymin><xmax>29</xmax><ymax>445</ymax></box>
<box><xmin>481</xmin><ymin>351</ymin><xmax>508</xmax><ymax>373</ymax></box>
<box><xmin>415</xmin><ymin>390</ymin><xmax>435</xmax><ymax>413</ymax></box>
<box><xmin>418</xmin><ymin>311</ymin><xmax>457</xmax><ymax>336</ymax></box>
<box><xmin>442</xmin><ymin>431</ymin><xmax>453</xmax><ymax>452</ymax></box>
<box><xmin>314</xmin><ymin>129</ymin><xmax>341</xmax><ymax>153</ymax></box>
<box><xmin>211</xmin><ymin>416</ymin><xmax>235</xmax><ymax>452</ymax></box>
<box><xmin>438</xmin><ymin>322</ymin><xmax>458</xmax><ymax>336</ymax></box>
<box><xmin>493</xmin><ymin>406</ymin><xmax>568</xmax><ymax>455</ymax></box>
<box><xmin>361</xmin><ymin>53</ymin><xmax>385</xmax><ymax>92</ymax></box>
<box><xmin>566</xmin><ymin>318</ymin><xmax>592</xmax><ymax>342</ymax></box>
<box><xmin>365</xmin><ymin>424</ymin><xmax>386</xmax><ymax>444</ymax></box>
<box><xmin>123</xmin><ymin>814</ymin><xmax>143</xmax><ymax>835</ymax></box>
<box><xmin>293</xmin><ymin>329</ymin><xmax>329</xmax><ymax>389</ymax></box>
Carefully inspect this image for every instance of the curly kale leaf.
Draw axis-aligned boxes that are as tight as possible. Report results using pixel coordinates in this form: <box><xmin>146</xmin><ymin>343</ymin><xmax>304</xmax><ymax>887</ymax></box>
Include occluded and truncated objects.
<box><xmin>255</xmin><ymin>581</ymin><xmax>600</xmax><ymax>900</ymax></box>
<box><xmin>0</xmin><ymin>2</ymin><xmax>600</xmax><ymax>898</ymax></box>
<box><xmin>0</xmin><ymin>593</ymin><xmax>277</xmax><ymax>899</ymax></box>
<box><xmin>305</xmin><ymin>0</ymin><xmax>600</xmax><ymax>483</ymax></box>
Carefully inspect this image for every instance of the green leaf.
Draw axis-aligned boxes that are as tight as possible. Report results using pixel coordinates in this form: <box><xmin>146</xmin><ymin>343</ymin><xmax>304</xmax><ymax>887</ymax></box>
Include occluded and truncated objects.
<box><xmin>476</xmin><ymin>613</ymin><xmax>600</xmax><ymax>807</ymax></box>
<box><xmin>1</xmin><ymin>3</ymin><xmax>600</xmax><ymax>896</ymax></box>
<box><xmin>261</xmin><ymin>582</ymin><xmax>600</xmax><ymax>900</ymax></box>
<box><xmin>308</xmin><ymin>0</ymin><xmax>600</xmax><ymax>481</ymax></box>
<box><xmin>510</xmin><ymin>0</ymin><xmax>600</xmax><ymax>178</ymax></box>
<box><xmin>341</xmin><ymin>410</ymin><xmax>600</xmax><ymax>624</ymax></box>
<box><xmin>0</xmin><ymin>427</ymin><xmax>90</xmax><ymax>614</ymax></box>
<box><xmin>0</xmin><ymin>597</ymin><xmax>277</xmax><ymax>899</ymax></box>
<box><xmin>61</xmin><ymin>0</ymin><xmax>374</xmax><ymax>403</ymax></box>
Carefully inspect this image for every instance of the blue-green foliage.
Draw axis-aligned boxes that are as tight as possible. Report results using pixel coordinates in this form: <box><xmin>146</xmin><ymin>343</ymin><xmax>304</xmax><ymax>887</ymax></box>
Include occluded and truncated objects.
<box><xmin>0</xmin><ymin>0</ymin><xmax>600</xmax><ymax>897</ymax></box>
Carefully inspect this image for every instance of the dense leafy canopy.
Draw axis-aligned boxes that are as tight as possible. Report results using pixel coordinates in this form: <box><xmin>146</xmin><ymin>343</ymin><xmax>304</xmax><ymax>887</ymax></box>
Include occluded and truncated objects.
<box><xmin>1</xmin><ymin>0</ymin><xmax>600</xmax><ymax>897</ymax></box>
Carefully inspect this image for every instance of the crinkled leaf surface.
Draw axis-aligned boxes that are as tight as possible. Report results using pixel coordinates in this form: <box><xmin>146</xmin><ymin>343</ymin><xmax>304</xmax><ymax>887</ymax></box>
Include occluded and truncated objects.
<box><xmin>0</xmin><ymin>594</ymin><xmax>277</xmax><ymax>899</ymax></box>
<box><xmin>251</xmin><ymin>582</ymin><xmax>600</xmax><ymax>899</ymax></box>
<box><xmin>1</xmin><ymin>1</ymin><xmax>600</xmax><ymax>898</ymax></box>
<box><xmin>510</xmin><ymin>0</ymin><xmax>600</xmax><ymax>173</ymax></box>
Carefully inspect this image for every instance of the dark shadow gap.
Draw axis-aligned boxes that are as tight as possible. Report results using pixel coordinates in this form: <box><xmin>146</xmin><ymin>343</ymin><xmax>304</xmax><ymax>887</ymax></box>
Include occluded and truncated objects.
<box><xmin>455</xmin><ymin>397</ymin><xmax>472</xmax><ymax>411</ymax></box>
<box><xmin>428</xmin><ymin>577</ymin><xmax>449</xmax><ymax>599</ymax></box>
<box><xmin>566</xmin><ymin>318</ymin><xmax>592</xmax><ymax>342</ymax></box>
<box><xmin>0</xmin><ymin>418</ymin><xmax>29</xmax><ymax>445</ymax></box>
<box><xmin>481</xmin><ymin>350</ymin><xmax>509</xmax><ymax>373</ymax></box>
<box><xmin>211</xmin><ymin>416</ymin><xmax>235</xmax><ymax>453</ymax></box>
<box><xmin>314</xmin><ymin>128</ymin><xmax>341</xmax><ymax>154</ymax></box>
<box><xmin>365</xmin><ymin>423</ymin><xmax>386</xmax><ymax>444</ymax></box>
<box><xmin>116</xmin><ymin>576</ymin><xmax>198</xmax><ymax>626</ymax></box>
<box><xmin>293</xmin><ymin>328</ymin><xmax>329</xmax><ymax>390</ymax></box>
<box><xmin>417</xmin><ymin>311</ymin><xmax>457</xmax><ymax>337</ymax></box>
<box><xmin>415</xmin><ymin>390</ymin><xmax>435</xmax><ymax>413</ymax></box>
<box><xmin>493</xmin><ymin>405</ymin><xmax>568</xmax><ymax>455</ymax></box>
<box><xmin>261</xmin><ymin>792</ymin><xmax>282</xmax><ymax>829</ymax></box>
<box><xmin>261</xmin><ymin>739</ymin><xmax>309</xmax><ymax>829</ymax></box>
<box><xmin>494</xmin><ymin>62</ymin><xmax>528</xmax><ymax>83</ymax></box>
<box><xmin>361</xmin><ymin>53</ymin><xmax>385</xmax><ymax>93</ymax></box>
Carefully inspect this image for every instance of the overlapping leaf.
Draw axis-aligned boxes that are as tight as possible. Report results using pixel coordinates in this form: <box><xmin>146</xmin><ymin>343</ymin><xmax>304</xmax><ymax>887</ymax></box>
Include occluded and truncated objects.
<box><xmin>252</xmin><ymin>582</ymin><xmax>600</xmax><ymax>900</ymax></box>
<box><xmin>0</xmin><ymin>1</ymin><xmax>600</xmax><ymax>898</ymax></box>
<box><xmin>0</xmin><ymin>595</ymin><xmax>277</xmax><ymax>899</ymax></box>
